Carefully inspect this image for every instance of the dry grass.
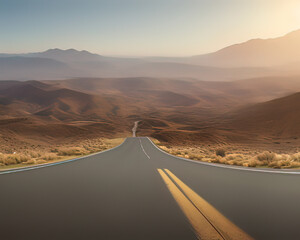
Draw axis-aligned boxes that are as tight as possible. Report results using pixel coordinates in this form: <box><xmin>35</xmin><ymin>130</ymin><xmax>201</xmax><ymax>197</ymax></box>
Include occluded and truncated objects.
<box><xmin>42</xmin><ymin>153</ymin><xmax>58</xmax><ymax>161</ymax></box>
<box><xmin>56</xmin><ymin>147</ymin><xmax>87</xmax><ymax>156</ymax></box>
<box><xmin>154</xmin><ymin>139</ymin><xmax>300</xmax><ymax>169</ymax></box>
<box><xmin>0</xmin><ymin>153</ymin><xmax>31</xmax><ymax>165</ymax></box>
<box><xmin>0</xmin><ymin>137</ymin><xmax>124</xmax><ymax>169</ymax></box>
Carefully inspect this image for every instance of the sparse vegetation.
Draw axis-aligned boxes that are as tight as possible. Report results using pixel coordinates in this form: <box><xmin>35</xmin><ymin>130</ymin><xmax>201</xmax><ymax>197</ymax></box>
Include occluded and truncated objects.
<box><xmin>216</xmin><ymin>148</ymin><xmax>226</xmax><ymax>157</ymax></box>
<box><xmin>256</xmin><ymin>151</ymin><xmax>277</xmax><ymax>162</ymax></box>
<box><xmin>153</xmin><ymin>139</ymin><xmax>300</xmax><ymax>169</ymax></box>
<box><xmin>57</xmin><ymin>147</ymin><xmax>87</xmax><ymax>156</ymax></box>
<box><xmin>0</xmin><ymin>137</ymin><xmax>124</xmax><ymax>170</ymax></box>
<box><xmin>42</xmin><ymin>153</ymin><xmax>58</xmax><ymax>161</ymax></box>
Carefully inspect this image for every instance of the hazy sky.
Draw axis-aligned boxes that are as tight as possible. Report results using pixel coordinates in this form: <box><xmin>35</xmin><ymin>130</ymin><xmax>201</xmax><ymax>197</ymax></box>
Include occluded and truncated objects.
<box><xmin>1</xmin><ymin>0</ymin><xmax>300</xmax><ymax>56</ymax></box>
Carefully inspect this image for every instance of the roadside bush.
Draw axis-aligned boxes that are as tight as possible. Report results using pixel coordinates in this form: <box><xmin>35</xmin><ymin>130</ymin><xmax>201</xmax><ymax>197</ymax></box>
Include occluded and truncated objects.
<box><xmin>18</xmin><ymin>154</ymin><xmax>31</xmax><ymax>163</ymax></box>
<box><xmin>216</xmin><ymin>148</ymin><xmax>226</xmax><ymax>157</ymax></box>
<box><xmin>42</xmin><ymin>153</ymin><xmax>58</xmax><ymax>161</ymax></box>
<box><xmin>0</xmin><ymin>153</ymin><xmax>31</xmax><ymax>165</ymax></box>
<box><xmin>0</xmin><ymin>137</ymin><xmax>124</xmax><ymax>169</ymax></box>
<box><xmin>268</xmin><ymin>161</ymin><xmax>281</xmax><ymax>168</ymax></box>
<box><xmin>290</xmin><ymin>161</ymin><xmax>300</xmax><ymax>168</ymax></box>
<box><xmin>256</xmin><ymin>151</ymin><xmax>277</xmax><ymax>162</ymax></box>
<box><xmin>226</xmin><ymin>154</ymin><xmax>244</xmax><ymax>161</ymax></box>
<box><xmin>247</xmin><ymin>159</ymin><xmax>260</xmax><ymax>167</ymax></box>
<box><xmin>290</xmin><ymin>153</ymin><xmax>300</xmax><ymax>162</ymax></box>
<box><xmin>57</xmin><ymin>147</ymin><xmax>86</xmax><ymax>156</ymax></box>
<box><xmin>0</xmin><ymin>154</ymin><xmax>4</xmax><ymax>164</ymax></box>
<box><xmin>28</xmin><ymin>151</ymin><xmax>41</xmax><ymax>158</ymax></box>
<box><xmin>36</xmin><ymin>160</ymin><xmax>47</xmax><ymax>164</ymax></box>
<box><xmin>25</xmin><ymin>159</ymin><xmax>36</xmax><ymax>165</ymax></box>
<box><xmin>189</xmin><ymin>153</ymin><xmax>202</xmax><ymax>160</ymax></box>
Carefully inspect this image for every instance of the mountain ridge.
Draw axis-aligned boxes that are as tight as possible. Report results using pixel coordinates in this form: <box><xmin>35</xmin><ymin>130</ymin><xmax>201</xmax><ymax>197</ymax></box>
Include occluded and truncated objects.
<box><xmin>189</xmin><ymin>29</ymin><xmax>300</xmax><ymax>67</ymax></box>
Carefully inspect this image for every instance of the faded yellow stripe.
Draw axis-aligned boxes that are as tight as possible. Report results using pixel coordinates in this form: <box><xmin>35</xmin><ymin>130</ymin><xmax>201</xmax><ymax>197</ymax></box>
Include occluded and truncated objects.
<box><xmin>165</xmin><ymin>169</ymin><xmax>253</xmax><ymax>240</ymax></box>
<box><xmin>157</xmin><ymin>169</ymin><xmax>223</xmax><ymax>240</ymax></box>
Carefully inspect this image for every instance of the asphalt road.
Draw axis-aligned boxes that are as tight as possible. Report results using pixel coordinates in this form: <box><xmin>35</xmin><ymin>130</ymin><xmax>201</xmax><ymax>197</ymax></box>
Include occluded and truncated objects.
<box><xmin>1</xmin><ymin>137</ymin><xmax>300</xmax><ymax>240</ymax></box>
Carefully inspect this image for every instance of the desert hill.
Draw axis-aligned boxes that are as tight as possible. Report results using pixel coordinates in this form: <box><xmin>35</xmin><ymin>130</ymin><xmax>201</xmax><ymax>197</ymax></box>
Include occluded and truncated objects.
<box><xmin>50</xmin><ymin>76</ymin><xmax>300</xmax><ymax>110</ymax></box>
<box><xmin>135</xmin><ymin>92</ymin><xmax>300</xmax><ymax>146</ymax></box>
<box><xmin>0</xmin><ymin>80</ymin><xmax>117</xmax><ymax>121</ymax></box>
<box><xmin>226</xmin><ymin>92</ymin><xmax>300</xmax><ymax>137</ymax></box>
<box><xmin>0</xmin><ymin>80</ymin><xmax>131</xmax><ymax>147</ymax></box>
<box><xmin>46</xmin><ymin>77</ymin><xmax>300</xmax><ymax>144</ymax></box>
<box><xmin>0</xmin><ymin>76</ymin><xmax>299</xmax><ymax>149</ymax></box>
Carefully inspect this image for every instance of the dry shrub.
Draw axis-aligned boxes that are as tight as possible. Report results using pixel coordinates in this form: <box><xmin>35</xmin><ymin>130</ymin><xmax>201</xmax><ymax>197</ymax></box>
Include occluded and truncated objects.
<box><xmin>175</xmin><ymin>150</ymin><xmax>182</xmax><ymax>155</ymax></box>
<box><xmin>0</xmin><ymin>154</ymin><xmax>17</xmax><ymax>165</ymax></box>
<box><xmin>155</xmin><ymin>142</ymin><xmax>300</xmax><ymax>169</ymax></box>
<box><xmin>227</xmin><ymin>159</ymin><xmax>244</xmax><ymax>166</ymax></box>
<box><xmin>19</xmin><ymin>154</ymin><xmax>31</xmax><ymax>163</ymax></box>
<box><xmin>247</xmin><ymin>159</ymin><xmax>261</xmax><ymax>167</ymax></box>
<box><xmin>278</xmin><ymin>160</ymin><xmax>291</xmax><ymax>167</ymax></box>
<box><xmin>57</xmin><ymin>147</ymin><xmax>86</xmax><ymax>156</ymax></box>
<box><xmin>226</xmin><ymin>154</ymin><xmax>244</xmax><ymax>161</ymax></box>
<box><xmin>290</xmin><ymin>162</ymin><xmax>300</xmax><ymax>168</ymax></box>
<box><xmin>0</xmin><ymin>154</ymin><xmax>4</xmax><ymax>164</ymax></box>
<box><xmin>209</xmin><ymin>156</ymin><xmax>224</xmax><ymax>164</ymax></box>
<box><xmin>28</xmin><ymin>151</ymin><xmax>41</xmax><ymax>158</ymax></box>
<box><xmin>0</xmin><ymin>153</ymin><xmax>31</xmax><ymax>165</ymax></box>
<box><xmin>290</xmin><ymin>153</ymin><xmax>300</xmax><ymax>162</ymax></box>
<box><xmin>216</xmin><ymin>148</ymin><xmax>226</xmax><ymax>157</ymax></box>
<box><xmin>257</xmin><ymin>151</ymin><xmax>277</xmax><ymax>162</ymax></box>
<box><xmin>160</xmin><ymin>146</ymin><xmax>168</xmax><ymax>151</ymax></box>
<box><xmin>0</xmin><ymin>137</ymin><xmax>124</xmax><ymax>169</ymax></box>
<box><xmin>42</xmin><ymin>153</ymin><xmax>58</xmax><ymax>161</ymax></box>
<box><xmin>189</xmin><ymin>153</ymin><xmax>202</xmax><ymax>160</ymax></box>
<box><xmin>25</xmin><ymin>159</ymin><xmax>36</xmax><ymax>165</ymax></box>
<box><xmin>36</xmin><ymin>159</ymin><xmax>47</xmax><ymax>164</ymax></box>
<box><xmin>268</xmin><ymin>161</ymin><xmax>281</xmax><ymax>168</ymax></box>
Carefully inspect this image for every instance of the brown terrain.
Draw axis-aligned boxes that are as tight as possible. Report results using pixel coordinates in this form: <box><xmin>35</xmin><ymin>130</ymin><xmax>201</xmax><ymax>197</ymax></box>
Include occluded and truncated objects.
<box><xmin>1</xmin><ymin>29</ymin><xmax>300</xmax><ymax>169</ymax></box>
<box><xmin>0</xmin><ymin>76</ymin><xmax>299</xmax><ymax>150</ymax></box>
<box><xmin>0</xmin><ymin>76</ymin><xmax>299</xmax><ymax>169</ymax></box>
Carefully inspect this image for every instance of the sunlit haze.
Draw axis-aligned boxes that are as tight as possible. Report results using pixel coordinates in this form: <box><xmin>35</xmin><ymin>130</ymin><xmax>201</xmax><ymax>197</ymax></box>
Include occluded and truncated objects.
<box><xmin>1</xmin><ymin>0</ymin><xmax>300</xmax><ymax>56</ymax></box>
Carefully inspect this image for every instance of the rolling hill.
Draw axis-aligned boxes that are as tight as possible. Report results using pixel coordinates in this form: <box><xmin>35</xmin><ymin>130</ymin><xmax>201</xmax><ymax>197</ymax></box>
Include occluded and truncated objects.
<box><xmin>0</xmin><ymin>80</ymin><xmax>116</xmax><ymax>121</ymax></box>
<box><xmin>50</xmin><ymin>76</ymin><xmax>300</xmax><ymax>109</ymax></box>
<box><xmin>227</xmin><ymin>92</ymin><xmax>300</xmax><ymax>137</ymax></box>
<box><xmin>0</xmin><ymin>76</ymin><xmax>299</xmax><ymax>149</ymax></box>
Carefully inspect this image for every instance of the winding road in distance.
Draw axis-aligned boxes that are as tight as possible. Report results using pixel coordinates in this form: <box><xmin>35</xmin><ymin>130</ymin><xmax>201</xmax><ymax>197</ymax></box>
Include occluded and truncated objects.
<box><xmin>1</xmin><ymin>137</ymin><xmax>300</xmax><ymax>240</ymax></box>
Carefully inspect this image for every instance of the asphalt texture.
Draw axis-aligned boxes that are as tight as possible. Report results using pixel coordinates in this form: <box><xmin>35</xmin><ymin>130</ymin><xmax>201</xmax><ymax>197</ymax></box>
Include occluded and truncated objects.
<box><xmin>1</xmin><ymin>137</ymin><xmax>300</xmax><ymax>240</ymax></box>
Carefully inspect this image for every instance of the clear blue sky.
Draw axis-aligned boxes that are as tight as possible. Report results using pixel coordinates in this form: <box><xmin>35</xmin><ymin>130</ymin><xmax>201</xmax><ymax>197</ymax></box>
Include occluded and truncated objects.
<box><xmin>1</xmin><ymin>0</ymin><xmax>300</xmax><ymax>56</ymax></box>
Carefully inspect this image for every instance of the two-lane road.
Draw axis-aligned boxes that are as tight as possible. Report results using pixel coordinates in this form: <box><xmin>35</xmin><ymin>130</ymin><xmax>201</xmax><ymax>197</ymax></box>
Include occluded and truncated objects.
<box><xmin>1</xmin><ymin>137</ymin><xmax>300</xmax><ymax>240</ymax></box>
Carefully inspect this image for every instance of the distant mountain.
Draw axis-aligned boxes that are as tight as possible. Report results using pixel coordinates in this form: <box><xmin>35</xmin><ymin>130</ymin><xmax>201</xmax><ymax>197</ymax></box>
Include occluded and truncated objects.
<box><xmin>189</xmin><ymin>29</ymin><xmax>300</xmax><ymax>68</ymax></box>
<box><xmin>0</xmin><ymin>56</ymin><xmax>79</xmax><ymax>80</ymax></box>
<box><xmin>4</xmin><ymin>27</ymin><xmax>300</xmax><ymax>81</ymax></box>
<box><xmin>0</xmin><ymin>48</ymin><xmax>275</xmax><ymax>81</ymax></box>
<box><xmin>30</xmin><ymin>48</ymin><xmax>104</xmax><ymax>62</ymax></box>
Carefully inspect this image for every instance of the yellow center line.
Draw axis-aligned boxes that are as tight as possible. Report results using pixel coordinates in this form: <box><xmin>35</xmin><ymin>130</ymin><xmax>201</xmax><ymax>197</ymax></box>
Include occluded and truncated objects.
<box><xmin>157</xmin><ymin>169</ymin><xmax>253</xmax><ymax>240</ymax></box>
<box><xmin>157</xmin><ymin>169</ymin><xmax>223</xmax><ymax>240</ymax></box>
